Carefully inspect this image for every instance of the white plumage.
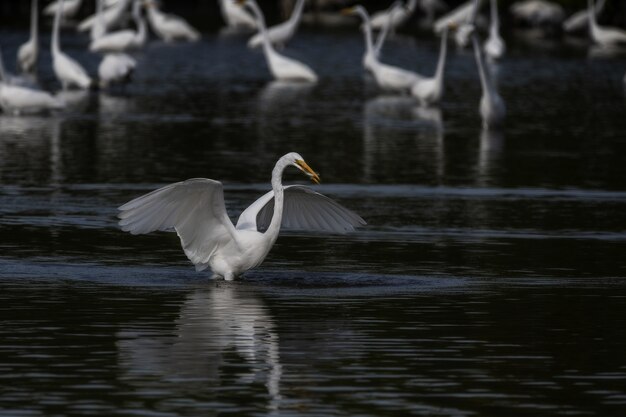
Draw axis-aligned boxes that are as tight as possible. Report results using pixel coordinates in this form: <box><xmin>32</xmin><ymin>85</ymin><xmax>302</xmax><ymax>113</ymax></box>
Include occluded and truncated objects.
<box><xmin>587</xmin><ymin>0</ymin><xmax>626</xmax><ymax>46</ymax></box>
<box><xmin>370</xmin><ymin>0</ymin><xmax>418</xmax><ymax>31</ymax></box>
<box><xmin>17</xmin><ymin>0</ymin><xmax>39</xmax><ymax>73</ymax></box>
<box><xmin>247</xmin><ymin>0</ymin><xmax>305</xmax><ymax>48</ymax></box>
<box><xmin>219</xmin><ymin>0</ymin><xmax>257</xmax><ymax>30</ymax></box>
<box><xmin>411</xmin><ymin>26</ymin><xmax>449</xmax><ymax>105</ymax></box>
<box><xmin>145</xmin><ymin>0</ymin><xmax>200</xmax><ymax>42</ymax></box>
<box><xmin>98</xmin><ymin>53</ymin><xmax>136</xmax><ymax>87</ymax></box>
<box><xmin>483</xmin><ymin>0</ymin><xmax>505</xmax><ymax>60</ymax></box>
<box><xmin>472</xmin><ymin>35</ymin><xmax>505</xmax><ymax>128</ymax></box>
<box><xmin>78</xmin><ymin>0</ymin><xmax>131</xmax><ymax>33</ymax></box>
<box><xmin>43</xmin><ymin>0</ymin><xmax>82</xmax><ymax>19</ymax></box>
<box><xmin>90</xmin><ymin>0</ymin><xmax>146</xmax><ymax>52</ymax></box>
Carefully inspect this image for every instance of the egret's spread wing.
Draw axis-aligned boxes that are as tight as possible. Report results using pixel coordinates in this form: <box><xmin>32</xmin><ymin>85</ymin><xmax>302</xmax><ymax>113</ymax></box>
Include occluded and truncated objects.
<box><xmin>236</xmin><ymin>185</ymin><xmax>365</xmax><ymax>233</ymax></box>
<box><xmin>118</xmin><ymin>179</ymin><xmax>239</xmax><ymax>270</ymax></box>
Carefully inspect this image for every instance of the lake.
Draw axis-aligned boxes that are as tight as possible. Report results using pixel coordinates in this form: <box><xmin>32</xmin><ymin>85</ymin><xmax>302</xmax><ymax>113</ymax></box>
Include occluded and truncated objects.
<box><xmin>1</xmin><ymin>24</ymin><xmax>626</xmax><ymax>416</ymax></box>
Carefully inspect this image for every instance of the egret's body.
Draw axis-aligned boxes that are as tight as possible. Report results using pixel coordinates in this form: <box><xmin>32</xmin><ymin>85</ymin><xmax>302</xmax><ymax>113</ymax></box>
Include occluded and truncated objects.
<box><xmin>360</xmin><ymin>3</ymin><xmax>399</xmax><ymax>73</ymax></box>
<box><xmin>98</xmin><ymin>53</ymin><xmax>136</xmax><ymax>87</ymax></box>
<box><xmin>473</xmin><ymin>35</ymin><xmax>505</xmax><ymax>128</ymax></box>
<box><xmin>90</xmin><ymin>0</ymin><xmax>146</xmax><ymax>52</ymax></box>
<box><xmin>52</xmin><ymin>0</ymin><xmax>92</xmax><ymax>89</ymax></box>
<box><xmin>219</xmin><ymin>0</ymin><xmax>257</xmax><ymax>30</ymax></box>
<box><xmin>370</xmin><ymin>0</ymin><xmax>418</xmax><ymax>31</ymax></box>
<box><xmin>484</xmin><ymin>0</ymin><xmax>505</xmax><ymax>59</ymax></box>
<box><xmin>247</xmin><ymin>0</ymin><xmax>305</xmax><ymax>48</ymax></box>
<box><xmin>78</xmin><ymin>0</ymin><xmax>130</xmax><ymax>33</ymax></box>
<box><xmin>411</xmin><ymin>27</ymin><xmax>449</xmax><ymax>105</ymax></box>
<box><xmin>145</xmin><ymin>1</ymin><xmax>200</xmax><ymax>42</ymax></box>
<box><xmin>18</xmin><ymin>0</ymin><xmax>39</xmax><ymax>74</ymax></box>
<box><xmin>43</xmin><ymin>0</ymin><xmax>82</xmax><ymax>19</ymax></box>
<box><xmin>510</xmin><ymin>0</ymin><xmax>564</xmax><ymax>27</ymax></box>
<box><xmin>0</xmin><ymin>47</ymin><xmax>63</xmax><ymax>114</ymax></box>
<box><xmin>588</xmin><ymin>0</ymin><xmax>626</xmax><ymax>46</ymax></box>
<box><xmin>347</xmin><ymin>5</ymin><xmax>422</xmax><ymax>92</ymax></box>
<box><xmin>243</xmin><ymin>0</ymin><xmax>316</xmax><ymax>82</ymax></box>
<box><xmin>563</xmin><ymin>0</ymin><xmax>605</xmax><ymax>33</ymax></box>
<box><xmin>118</xmin><ymin>153</ymin><xmax>365</xmax><ymax>280</ymax></box>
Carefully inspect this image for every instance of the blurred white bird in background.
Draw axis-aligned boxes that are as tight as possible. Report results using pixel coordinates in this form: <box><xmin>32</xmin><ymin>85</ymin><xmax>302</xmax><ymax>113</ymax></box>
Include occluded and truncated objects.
<box><xmin>17</xmin><ymin>0</ymin><xmax>39</xmax><ymax>74</ymax></box>
<box><xmin>483</xmin><ymin>0</ymin><xmax>505</xmax><ymax>59</ymax></box>
<box><xmin>44</xmin><ymin>0</ymin><xmax>83</xmax><ymax>20</ymax></box>
<box><xmin>587</xmin><ymin>0</ymin><xmax>626</xmax><ymax>46</ymax></box>
<box><xmin>240</xmin><ymin>0</ymin><xmax>317</xmax><ymax>82</ymax></box>
<box><xmin>510</xmin><ymin>0</ymin><xmax>564</xmax><ymax>28</ymax></box>
<box><xmin>411</xmin><ymin>25</ymin><xmax>450</xmax><ymax>106</ymax></box>
<box><xmin>52</xmin><ymin>0</ymin><xmax>92</xmax><ymax>89</ymax></box>
<box><xmin>145</xmin><ymin>0</ymin><xmax>200</xmax><ymax>42</ymax></box>
<box><xmin>98</xmin><ymin>53</ymin><xmax>136</xmax><ymax>87</ymax></box>
<box><xmin>219</xmin><ymin>0</ymin><xmax>257</xmax><ymax>30</ymax></box>
<box><xmin>419</xmin><ymin>0</ymin><xmax>448</xmax><ymax>26</ymax></box>
<box><xmin>90</xmin><ymin>0</ymin><xmax>147</xmax><ymax>52</ymax></box>
<box><xmin>472</xmin><ymin>34</ymin><xmax>505</xmax><ymax>128</ymax></box>
<box><xmin>344</xmin><ymin>5</ymin><xmax>423</xmax><ymax>92</ymax></box>
<box><xmin>370</xmin><ymin>0</ymin><xmax>418</xmax><ymax>32</ymax></box>
<box><xmin>118</xmin><ymin>152</ymin><xmax>365</xmax><ymax>280</ymax></box>
<box><xmin>78</xmin><ymin>0</ymin><xmax>131</xmax><ymax>34</ymax></box>
<box><xmin>247</xmin><ymin>0</ymin><xmax>306</xmax><ymax>48</ymax></box>
<box><xmin>0</xmin><ymin>46</ymin><xmax>64</xmax><ymax>115</ymax></box>
<box><xmin>563</xmin><ymin>0</ymin><xmax>605</xmax><ymax>33</ymax></box>
<box><xmin>455</xmin><ymin>0</ymin><xmax>482</xmax><ymax>48</ymax></box>
<box><xmin>434</xmin><ymin>0</ymin><xmax>474</xmax><ymax>34</ymax></box>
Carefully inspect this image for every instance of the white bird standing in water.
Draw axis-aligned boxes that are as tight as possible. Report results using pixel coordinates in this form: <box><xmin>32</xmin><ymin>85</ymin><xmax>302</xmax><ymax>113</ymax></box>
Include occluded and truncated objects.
<box><xmin>98</xmin><ymin>53</ymin><xmax>136</xmax><ymax>87</ymax></box>
<box><xmin>370</xmin><ymin>0</ymin><xmax>418</xmax><ymax>32</ymax></box>
<box><xmin>17</xmin><ymin>0</ymin><xmax>39</xmax><ymax>74</ymax></box>
<box><xmin>145</xmin><ymin>0</ymin><xmax>200</xmax><ymax>42</ymax></box>
<box><xmin>52</xmin><ymin>0</ymin><xmax>92</xmax><ymax>89</ymax></box>
<box><xmin>411</xmin><ymin>25</ymin><xmax>450</xmax><ymax>106</ymax></box>
<box><xmin>219</xmin><ymin>0</ymin><xmax>257</xmax><ymax>30</ymax></box>
<box><xmin>118</xmin><ymin>153</ymin><xmax>365</xmax><ymax>280</ymax></box>
<box><xmin>587</xmin><ymin>0</ymin><xmax>626</xmax><ymax>46</ymax></box>
<box><xmin>0</xmin><ymin>46</ymin><xmax>64</xmax><ymax>115</ymax></box>
<box><xmin>483</xmin><ymin>0</ymin><xmax>505</xmax><ymax>60</ymax></box>
<box><xmin>43</xmin><ymin>0</ymin><xmax>82</xmax><ymax>19</ymax></box>
<box><xmin>90</xmin><ymin>0</ymin><xmax>147</xmax><ymax>52</ymax></box>
<box><xmin>240</xmin><ymin>0</ymin><xmax>317</xmax><ymax>82</ymax></box>
<box><xmin>78</xmin><ymin>0</ymin><xmax>130</xmax><ymax>33</ymax></box>
<box><xmin>247</xmin><ymin>0</ymin><xmax>306</xmax><ymax>48</ymax></box>
<box><xmin>472</xmin><ymin>34</ymin><xmax>505</xmax><ymax>128</ymax></box>
<box><xmin>344</xmin><ymin>5</ymin><xmax>423</xmax><ymax>92</ymax></box>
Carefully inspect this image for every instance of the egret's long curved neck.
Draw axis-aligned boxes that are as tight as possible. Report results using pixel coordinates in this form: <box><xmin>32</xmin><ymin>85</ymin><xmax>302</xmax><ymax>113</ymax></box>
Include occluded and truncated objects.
<box><xmin>588</xmin><ymin>0</ymin><xmax>598</xmax><ymax>32</ymax></box>
<box><xmin>356</xmin><ymin>9</ymin><xmax>374</xmax><ymax>58</ymax></box>
<box><xmin>288</xmin><ymin>0</ymin><xmax>305</xmax><ymax>26</ymax></box>
<box><xmin>52</xmin><ymin>0</ymin><xmax>63</xmax><ymax>54</ymax></box>
<box><xmin>469</xmin><ymin>0</ymin><xmax>482</xmax><ymax>24</ymax></box>
<box><xmin>265</xmin><ymin>157</ymin><xmax>289</xmax><ymax>240</ymax></box>
<box><xmin>407</xmin><ymin>0</ymin><xmax>418</xmax><ymax>13</ymax></box>
<box><xmin>247</xmin><ymin>1</ymin><xmax>275</xmax><ymax>57</ymax></box>
<box><xmin>434</xmin><ymin>28</ymin><xmax>448</xmax><ymax>83</ymax></box>
<box><xmin>134</xmin><ymin>2</ymin><xmax>146</xmax><ymax>38</ymax></box>
<box><xmin>473</xmin><ymin>35</ymin><xmax>493</xmax><ymax>97</ymax></box>
<box><xmin>30</xmin><ymin>0</ymin><xmax>39</xmax><ymax>42</ymax></box>
<box><xmin>489</xmin><ymin>0</ymin><xmax>499</xmax><ymax>34</ymax></box>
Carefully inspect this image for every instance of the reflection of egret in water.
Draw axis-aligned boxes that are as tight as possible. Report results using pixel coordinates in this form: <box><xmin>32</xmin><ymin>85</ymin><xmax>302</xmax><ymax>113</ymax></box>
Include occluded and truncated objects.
<box><xmin>117</xmin><ymin>286</ymin><xmax>282</xmax><ymax>411</ymax></box>
<box><xmin>477</xmin><ymin>126</ymin><xmax>504</xmax><ymax>187</ymax></box>
<box><xmin>363</xmin><ymin>95</ymin><xmax>445</xmax><ymax>183</ymax></box>
<box><xmin>49</xmin><ymin>117</ymin><xmax>63</xmax><ymax>186</ymax></box>
<box><xmin>98</xmin><ymin>92</ymin><xmax>136</xmax><ymax>117</ymax></box>
<box><xmin>55</xmin><ymin>89</ymin><xmax>90</xmax><ymax>112</ymax></box>
<box><xmin>257</xmin><ymin>80</ymin><xmax>314</xmax><ymax>112</ymax></box>
<box><xmin>587</xmin><ymin>44</ymin><xmax>626</xmax><ymax>60</ymax></box>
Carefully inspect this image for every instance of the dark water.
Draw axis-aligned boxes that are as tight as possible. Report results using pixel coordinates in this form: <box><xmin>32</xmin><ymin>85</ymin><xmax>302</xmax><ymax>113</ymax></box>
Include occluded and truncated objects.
<box><xmin>2</xmin><ymin>26</ymin><xmax>626</xmax><ymax>416</ymax></box>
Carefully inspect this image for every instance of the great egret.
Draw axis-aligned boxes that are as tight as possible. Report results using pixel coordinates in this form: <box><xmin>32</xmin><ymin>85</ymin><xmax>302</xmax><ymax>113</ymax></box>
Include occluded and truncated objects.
<box><xmin>43</xmin><ymin>0</ymin><xmax>82</xmax><ymax>19</ymax></box>
<box><xmin>52</xmin><ymin>0</ymin><xmax>92</xmax><ymax>89</ymax></box>
<box><xmin>587</xmin><ymin>0</ymin><xmax>626</xmax><ymax>46</ymax></box>
<box><xmin>483</xmin><ymin>0</ymin><xmax>505</xmax><ymax>59</ymax></box>
<box><xmin>90</xmin><ymin>0</ymin><xmax>146</xmax><ymax>52</ymax></box>
<box><xmin>455</xmin><ymin>0</ymin><xmax>482</xmax><ymax>48</ymax></box>
<box><xmin>370</xmin><ymin>0</ymin><xmax>418</xmax><ymax>32</ymax></box>
<box><xmin>247</xmin><ymin>0</ymin><xmax>305</xmax><ymax>48</ymax></box>
<box><xmin>344</xmin><ymin>5</ymin><xmax>423</xmax><ymax>92</ymax></box>
<box><xmin>472</xmin><ymin>35</ymin><xmax>505</xmax><ymax>128</ymax></box>
<box><xmin>434</xmin><ymin>0</ymin><xmax>474</xmax><ymax>34</ymax></box>
<box><xmin>509</xmin><ymin>0</ymin><xmax>564</xmax><ymax>27</ymax></box>
<box><xmin>118</xmin><ymin>152</ymin><xmax>365</xmax><ymax>280</ymax></box>
<box><xmin>240</xmin><ymin>0</ymin><xmax>317</xmax><ymax>82</ymax></box>
<box><xmin>98</xmin><ymin>53</ymin><xmax>136</xmax><ymax>87</ymax></box>
<box><xmin>0</xmin><ymin>47</ymin><xmax>63</xmax><ymax>114</ymax></box>
<box><xmin>219</xmin><ymin>0</ymin><xmax>257</xmax><ymax>30</ymax></box>
<box><xmin>78</xmin><ymin>0</ymin><xmax>131</xmax><ymax>33</ymax></box>
<box><xmin>563</xmin><ymin>0</ymin><xmax>605</xmax><ymax>33</ymax></box>
<box><xmin>17</xmin><ymin>0</ymin><xmax>39</xmax><ymax>74</ymax></box>
<box><xmin>145</xmin><ymin>0</ymin><xmax>200</xmax><ymax>42</ymax></box>
<box><xmin>411</xmin><ymin>26</ymin><xmax>449</xmax><ymax>106</ymax></box>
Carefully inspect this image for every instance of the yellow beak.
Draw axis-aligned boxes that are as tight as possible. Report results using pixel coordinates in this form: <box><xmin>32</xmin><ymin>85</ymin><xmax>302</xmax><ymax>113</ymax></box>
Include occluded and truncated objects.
<box><xmin>295</xmin><ymin>160</ymin><xmax>321</xmax><ymax>184</ymax></box>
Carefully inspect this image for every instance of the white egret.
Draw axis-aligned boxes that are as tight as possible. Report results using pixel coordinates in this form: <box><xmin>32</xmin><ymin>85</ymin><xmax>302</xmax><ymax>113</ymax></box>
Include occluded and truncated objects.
<box><xmin>483</xmin><ymin>0</ymin><xmax>505</xmax><ymax>59</ymax></box>
<box><xmin>0</xmin><ymin>47</ymin><xmax>63</xmax><ymax>115</ymax></box>
<box><xmin>247</xmin><ymin>0</ymin><xmax>305</xmax><ymax>48</ymax></box>
<box><xmin>434</xmin><ymin>0</ymin><xmax>474</xmax><ymax>34</ymax></box>
<box><xmin>419</xmin><ymin>0</ymin><xmax>448</xmax><ymax>25</ymax></box>
<box><xmin>472</xmin><ymin>34</ymin><xmax>505</xmax><ymax>128</ymax></box>
<box><xmin>510</xmin><ymin>0</ymin><xmax>564</xmax><ymax>27</ymax></box>
<box><xmin>344</xmin><ymin>5</ymin><xmax>423</xmax><ymax>92</ymax></box>
<box><xmin>145</xmin><ymin>0</ymin><xmax>200</xmax><ymax>42</ymax></box>
<box><xmin>587</xmin><ymin>0</ymin><xmax>626</xmax><ymax>46</ymax></box>
<box><xmin>78</xmin><ymin>0</ymin><xmax>131</xmax><ymax>33</ymax></box>
<box><xmin>411</xmin><ymin>26</ymin><xmax>449</xmax><ymax>106</ymax></box>
<box><xmin>43</xmin><ymin>0</ymin><xmax>82</xmax><ymax>19</ymax></box>
<box><xmin>353</xmin><ymin>2</ymin><xmax>399</xmax><ymax>73</ymax></box>
<box><xmin>563</xmin><ymin>0</ymin><xmax>605</xmax><ymax>33</ymax></box>
<box><xmin>90</xmin><ymin>0</ymin><xmax>146</xmax><ymax>52</ymax></box>
<box><xmin>240</xmin><ymin>0</ymin><xmax>317</xmax><ymax>82</ymax></box>
<box><xmin>219</xmin><ymin>0</ymin><xmax>257</xmax><ymax>30</ymax></box>
<box><xmin>98</xmin><ymin>53</ymin><xmax>136</xmax><ymax>87</ymax></box>
<box><xmin>455</xmin><ymin>0</ymin><xmax>482</xmax><ymax>48</ymax></box>
<box><xmin>52</xmin><ymin>0</ymin><xmax>93</xmax><ymax>89</ymax></box>
<box><xmin>118</xmin><ymin>153</ymin><xmax>365</xmax><ymax>280</ymax></box>
<box><xmin>17</xmin><ymin>0</ymin><xmax>39</xmax><ymax>74</ymax></box>
<box><xmin>370</xmin><ymin>0</ymin><xmax>418</xmax><ymax>32</ymax></box>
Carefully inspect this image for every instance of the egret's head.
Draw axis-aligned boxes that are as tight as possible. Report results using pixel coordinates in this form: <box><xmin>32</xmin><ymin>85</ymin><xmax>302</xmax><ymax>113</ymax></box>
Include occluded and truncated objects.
<box><xmin>286</xmin><ymin>152</ymin><xmax>320</xmax><ymax>184</ymax></box>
